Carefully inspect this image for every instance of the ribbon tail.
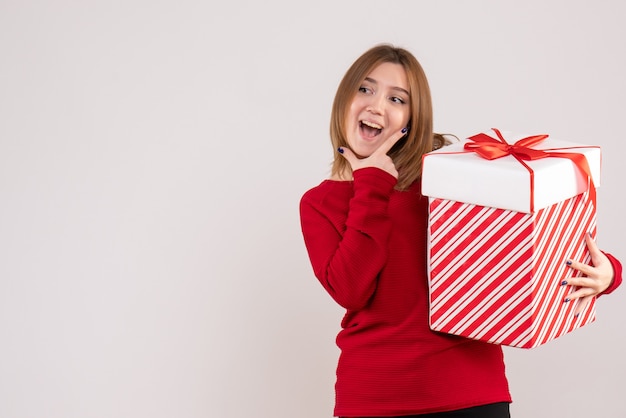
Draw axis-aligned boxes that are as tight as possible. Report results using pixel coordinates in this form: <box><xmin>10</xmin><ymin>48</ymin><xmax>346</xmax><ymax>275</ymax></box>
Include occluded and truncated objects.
<box><xmin>546</xmin><ymin>152</ymin><xmax>597</xmax><ymax>210</ymax></box>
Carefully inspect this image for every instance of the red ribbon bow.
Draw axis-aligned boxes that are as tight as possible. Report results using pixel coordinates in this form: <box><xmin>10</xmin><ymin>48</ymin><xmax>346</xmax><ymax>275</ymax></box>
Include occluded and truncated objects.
<box><xmin>465</xmin><ymin>128</ymin><xmax>595</xmax><ymax>212</ymax></box>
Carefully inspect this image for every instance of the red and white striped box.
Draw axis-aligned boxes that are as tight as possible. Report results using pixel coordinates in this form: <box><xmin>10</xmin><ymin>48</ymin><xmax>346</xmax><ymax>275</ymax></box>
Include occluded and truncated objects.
<box><xmin>421</xmin><ymin>129</ymin><xmax>601</xmax><ymax>348</ymax></box>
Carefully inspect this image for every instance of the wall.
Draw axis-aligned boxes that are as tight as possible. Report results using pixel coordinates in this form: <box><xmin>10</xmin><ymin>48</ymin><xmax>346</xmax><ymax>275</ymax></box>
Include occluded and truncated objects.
<box><xmin>1</xmin><ymin>1</ymin><xmax>624</xmax><ymax>417</ymax></box>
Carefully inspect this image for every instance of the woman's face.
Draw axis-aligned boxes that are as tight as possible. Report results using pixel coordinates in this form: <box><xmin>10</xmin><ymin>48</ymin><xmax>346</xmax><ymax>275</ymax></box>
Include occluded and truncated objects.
<box><xmin>345</xmin><ymin>62</ymin><xmax>411</xmax><ymax>158</ymax></box>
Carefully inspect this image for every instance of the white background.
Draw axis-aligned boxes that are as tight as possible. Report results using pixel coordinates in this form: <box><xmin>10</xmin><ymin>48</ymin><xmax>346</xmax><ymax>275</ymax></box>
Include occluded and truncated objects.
<box><xmin>1</xmin><ymin>1</ymin><xmax>624</xmax><ymax>417</ymax></box>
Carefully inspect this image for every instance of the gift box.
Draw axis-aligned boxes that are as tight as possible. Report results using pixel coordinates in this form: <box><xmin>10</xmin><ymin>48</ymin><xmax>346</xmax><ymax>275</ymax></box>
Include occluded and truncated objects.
<box><xmin>421</xmin><ymin>129</ymin><xmax>601</xmax><ymax>348</ymax></box>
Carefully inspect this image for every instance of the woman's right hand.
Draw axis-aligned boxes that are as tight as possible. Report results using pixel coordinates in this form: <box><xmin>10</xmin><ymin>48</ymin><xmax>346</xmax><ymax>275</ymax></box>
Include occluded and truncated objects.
<box><xmin>338</xmin><ymin>128</ymin><xmax>407</xmax><ymax>179</ymax></box>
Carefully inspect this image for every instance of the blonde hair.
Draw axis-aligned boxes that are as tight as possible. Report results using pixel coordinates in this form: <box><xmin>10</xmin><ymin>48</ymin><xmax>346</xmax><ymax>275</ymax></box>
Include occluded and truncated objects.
<box><xmin>330</xmin><ymin>44</ymin><xmax>440</xmax><ymax>190</ymax></box>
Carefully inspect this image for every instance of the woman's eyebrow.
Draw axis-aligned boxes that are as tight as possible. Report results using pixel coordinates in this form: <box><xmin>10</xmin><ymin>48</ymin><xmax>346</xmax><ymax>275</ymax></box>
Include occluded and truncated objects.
<box><xmin>363</xmin><ymin>77</ymin><xmax>409</xmax><ymax>96</ymax></box>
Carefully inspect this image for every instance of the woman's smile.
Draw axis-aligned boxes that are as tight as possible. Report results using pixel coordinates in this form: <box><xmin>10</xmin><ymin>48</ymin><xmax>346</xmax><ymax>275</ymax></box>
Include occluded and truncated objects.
<box><xmin>359</xmin><ymin>120</ymin><xmax>383</xmax><ymax>140</ymax></box>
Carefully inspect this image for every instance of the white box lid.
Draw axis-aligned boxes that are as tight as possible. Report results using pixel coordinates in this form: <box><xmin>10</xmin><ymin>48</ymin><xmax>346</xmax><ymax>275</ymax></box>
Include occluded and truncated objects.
<box><xmin>421</xmin><ymin>130</ymin><xmax>601</xmax><ymax>213</ymax></box>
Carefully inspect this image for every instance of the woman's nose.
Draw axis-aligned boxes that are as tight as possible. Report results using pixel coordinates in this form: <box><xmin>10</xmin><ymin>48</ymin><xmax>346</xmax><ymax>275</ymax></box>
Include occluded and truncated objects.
<box><xmin>366</xmin><ymin>95</ymin><xmax>385</xmax><ymax>115</ymax></box>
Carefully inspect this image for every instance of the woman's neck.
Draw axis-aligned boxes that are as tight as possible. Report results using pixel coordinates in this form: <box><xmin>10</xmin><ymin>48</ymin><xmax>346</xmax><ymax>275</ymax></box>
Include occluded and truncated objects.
<box><xmin>330</xmin><ymin>169</ymin><xmax>353</xmax><ymax>181</ymax></box>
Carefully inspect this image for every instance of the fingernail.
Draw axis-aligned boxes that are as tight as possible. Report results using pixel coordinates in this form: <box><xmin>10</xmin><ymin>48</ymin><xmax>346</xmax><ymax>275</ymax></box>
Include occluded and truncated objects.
<box><xmin>337</xmin><ymin>147</ymin><xmax>344</xmax><ymax>154</ymax></box>
<box><xmin>561</xmin><ymin>280</ymin><xmax>568</xmax><ymax>286</ymax></box>
<box><xmin>566</xmin><ymin>260</ymin><xmax>572</xmax><ymax>266</ymax></box>
<box><xmin>564</xmin><ymin>298</ymin><xmax>571</xmax><ymax>303</ymax></box>
<box><xmin>401</xmin><ymin>127</ymin><xmax>408</xmax><ymax>134</ymax></box>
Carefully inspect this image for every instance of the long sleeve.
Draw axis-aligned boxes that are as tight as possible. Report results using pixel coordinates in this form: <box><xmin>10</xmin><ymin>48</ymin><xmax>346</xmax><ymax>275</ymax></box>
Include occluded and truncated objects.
<box><xmin>299</xmin><ymin>168</ymin><xmax>397</xmax><ymax>310</ymax></box>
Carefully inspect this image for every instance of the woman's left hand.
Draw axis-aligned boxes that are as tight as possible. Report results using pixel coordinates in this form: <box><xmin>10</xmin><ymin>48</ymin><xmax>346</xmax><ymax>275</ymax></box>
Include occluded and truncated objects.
<box><xmin>563</xmin><ymin>233</ymin><xmax>615</xmax><ymax>314</ymax></box>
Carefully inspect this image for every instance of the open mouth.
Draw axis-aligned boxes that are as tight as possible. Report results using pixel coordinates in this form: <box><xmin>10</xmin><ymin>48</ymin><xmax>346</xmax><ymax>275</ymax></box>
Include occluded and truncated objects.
<box><xmin>360</xmin><ymin>120</ymin><xmax>383</xmax><ymax>139</ymax></box>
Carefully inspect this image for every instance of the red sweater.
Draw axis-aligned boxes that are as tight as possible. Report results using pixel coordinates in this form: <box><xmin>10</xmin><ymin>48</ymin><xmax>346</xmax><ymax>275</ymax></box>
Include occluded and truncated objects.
<box><xmin>299</xmin><ymin>167</ymin><xmax>622</xmax><ymax>417</ymax></box>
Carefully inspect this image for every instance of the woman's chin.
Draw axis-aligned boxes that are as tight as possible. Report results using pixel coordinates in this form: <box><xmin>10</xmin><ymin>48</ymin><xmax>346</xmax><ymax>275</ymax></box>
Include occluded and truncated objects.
<box><xmin>353</xmin><ymin>148</ymin><xmax>374</xmax><ymax>159</ymax></box>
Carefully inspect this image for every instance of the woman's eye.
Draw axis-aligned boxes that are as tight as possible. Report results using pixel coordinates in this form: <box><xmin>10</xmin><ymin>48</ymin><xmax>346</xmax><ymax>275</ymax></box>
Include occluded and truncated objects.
<box><xmin>390</xmin><ymin>96</ymin><xmax>406</xmax><ymax>104</ymax></box>
<box><xmin>359</xmin><ymin>86</ymin><xmax>373</xmax><ymax>94</ymax></box>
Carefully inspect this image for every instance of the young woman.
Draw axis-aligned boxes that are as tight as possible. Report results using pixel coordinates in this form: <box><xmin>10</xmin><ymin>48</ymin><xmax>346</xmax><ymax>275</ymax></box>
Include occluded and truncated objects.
<box><xmin>299</xmin><ymin>44</ymin><xmax>622</xmax><ymax>418</ymax></box>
